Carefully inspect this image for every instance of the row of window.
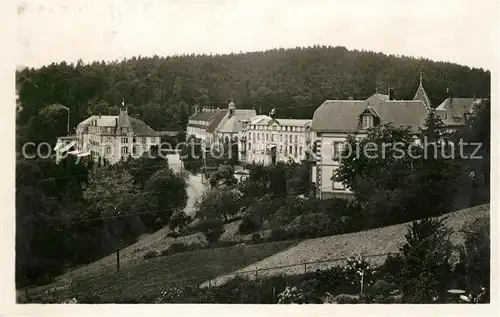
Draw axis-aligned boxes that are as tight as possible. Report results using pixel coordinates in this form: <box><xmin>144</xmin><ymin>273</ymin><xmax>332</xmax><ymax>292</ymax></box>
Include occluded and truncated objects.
<box><xmin>121</xmin><ymin>137</ymin><xmax>157</xmax><ymax>144</ymax></box>
<box><xmin>247</xmin><ymin>143</ymin><xmax>304</xmax><ymax>157</ymax></box>
<box><xmin>249</xmin><ymin>125</ymin><xmax>305</xmax><ymax>132</ymax></box>
<box><xmin>249</xmin><ymin>133</ymin><xmax>305</xmax><ymax>143</ymax></box>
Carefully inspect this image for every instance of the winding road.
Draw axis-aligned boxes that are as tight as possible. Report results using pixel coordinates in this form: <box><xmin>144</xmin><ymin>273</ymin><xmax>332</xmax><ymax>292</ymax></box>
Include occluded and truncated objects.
<box><xmin>53</xmin><ymin>154</ymin><xmax>206</xmax><ymax>282</ymax></box>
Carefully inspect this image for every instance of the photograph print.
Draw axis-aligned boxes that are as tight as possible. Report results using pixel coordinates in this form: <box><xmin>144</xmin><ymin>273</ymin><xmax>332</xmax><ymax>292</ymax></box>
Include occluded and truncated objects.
<box><xmin>9</xmin><ymin>0</ymin><xmax>496</xmax><ymax>308</ymax></box>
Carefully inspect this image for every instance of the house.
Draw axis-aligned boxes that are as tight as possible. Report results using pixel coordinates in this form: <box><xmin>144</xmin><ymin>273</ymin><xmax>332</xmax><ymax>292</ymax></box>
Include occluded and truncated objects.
<box><xmin>186</xmin><ymin>105</ymin><xmax>227</xmax><ymax>143</ymax></box>
<box><xmin>239</xmin><ymin>114</ymin><xmax>312</xmax><ymax>165</ymax></box>
<box><xmin>186</xmin><ymin>102</ymin><xmax>256</xmax><ymax>147</ymax></box>
<box><xmin>310</xmin><ymin>86</ymin><xmax>430</xmax><ymax>199</ymax></box>
<box><xmin>435</xmin><ymin>92</ymin><xmax>483</xmax><ymax>133</ymax></box>
<box><xmin>56</xmin><ymin>108</ymin><xmax>161</xmax><ymax>164</ymax></box>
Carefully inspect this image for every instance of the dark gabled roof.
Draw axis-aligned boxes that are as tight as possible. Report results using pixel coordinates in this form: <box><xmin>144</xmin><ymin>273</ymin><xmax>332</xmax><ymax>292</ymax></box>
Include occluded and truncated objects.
<box><xmin>362</xmin><ymin>106</ymin><xmax>380</xmax><ymax>118</ymax></box>
<box><xmin>311</xmin><ymin>94</ymin><xmax>429</xmax><ymax>133</ymax></box>
<box><xmin>187</xmin><ymin>123</ymin><xmax>208</xmax><ymax>129</ymax></box>
<box><xmin>311</xmin><ymin>100</ymin><xmax>366</xmax><ymax>132</ymax></box>
<box><xmin>413</xmin><ymin>83</ymin><xmax>432</xmax><ymax>109</ymax></box>
<box><xmin>158</xmin><ymin>130</ymin><xmax>180</xmax><ymax>137</ymax></box>
<box><xmin>435</xmin><ymin>97</ymin><xmax>481</xmax><ymax>126</ymax></box>
<box><xmin>189</xmin><ymin>110</ymin><xmax>218</xmax><ymax>121</ymax></box>
<box><xmin>117</xmin><ymin>109</ymin><xmax>132</xmax><ymax>129</ymax></box>
<box><xmin>129</xmin><ymin>117</ymin><xmax>159</xmax><ymax>136</ymax></box>
<box><xmin>206</xmin><ymin>110</ymin><xmax>228</xmax><ymax>133</ymax></box>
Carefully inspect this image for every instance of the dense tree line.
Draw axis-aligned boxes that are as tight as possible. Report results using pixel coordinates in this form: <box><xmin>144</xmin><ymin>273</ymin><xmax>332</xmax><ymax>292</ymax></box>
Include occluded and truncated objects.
<box><xmin>17</xmin><ymin>45</ymin><xmax>490</xmax><ymax>138</ymax></box>
<box><xmin>16</xmin><ymin>152</ymin><xmax>187</xmax><ymax>288</ymax></box>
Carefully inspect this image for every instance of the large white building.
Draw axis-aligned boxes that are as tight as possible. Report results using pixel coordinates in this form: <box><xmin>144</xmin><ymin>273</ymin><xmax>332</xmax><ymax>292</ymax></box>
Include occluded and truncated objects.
<box><xmin>239</xmin><ymin>115</ymin><xmax>312</xmax><ymax>165</ymax></box>
<box><xmin>56</xmin><ymin>108</ymin><xmax>161</xmax><ymax>164</ymax></box>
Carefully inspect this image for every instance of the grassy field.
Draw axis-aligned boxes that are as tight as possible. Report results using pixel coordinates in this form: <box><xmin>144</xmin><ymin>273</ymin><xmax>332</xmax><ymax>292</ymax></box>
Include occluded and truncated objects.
<box><xmin>28</xmin><ymin>240</ymin><xmax>297</xmax><ymax>301</ymax></box>
<box><xmin>204</xmin><ymin>204</ymin><xmax>490</xmax><ymax>287</ymax></box>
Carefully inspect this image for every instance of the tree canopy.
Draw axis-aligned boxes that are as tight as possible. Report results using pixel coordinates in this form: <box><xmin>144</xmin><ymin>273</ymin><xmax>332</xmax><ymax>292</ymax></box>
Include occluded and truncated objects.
<box><xmin>17</xmin><ymin>46</ymin><xmax>490</xmax><ymax>134</ymax></box>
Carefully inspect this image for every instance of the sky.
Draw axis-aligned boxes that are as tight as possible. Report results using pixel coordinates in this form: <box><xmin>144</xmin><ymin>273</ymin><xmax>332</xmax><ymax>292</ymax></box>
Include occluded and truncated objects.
<box><xmin>16</xmin><ymin>0</ymin><xmax>499</xmax><ymax>70</ymax></box>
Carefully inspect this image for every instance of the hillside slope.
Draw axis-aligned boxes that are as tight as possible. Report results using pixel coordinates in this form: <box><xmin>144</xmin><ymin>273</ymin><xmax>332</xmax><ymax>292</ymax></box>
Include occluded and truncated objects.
<box><xmin>51</xmin><ymin>156</ymin><xmax>206</xmax><ymax>283</ymax></box>
<box><xmin>201</xmin><ymin>204</ymin><xmax>489</xmax><ymax>287</ymax></box>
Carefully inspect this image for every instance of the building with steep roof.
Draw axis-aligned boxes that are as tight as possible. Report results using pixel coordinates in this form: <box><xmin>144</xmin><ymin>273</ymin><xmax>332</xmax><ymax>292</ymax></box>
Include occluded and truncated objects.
<box><xmin>187</xmin><ymin>105</ymin><xmax>228</xmax><ymax>142</ymax></box>
<box><xmin>413</xmin><ymin>73</ymin><xmax>432</xmax><ymax>110</ymax></box>
<box><xmin>310</xmin><ymin>85</ymin><xmax>430</xmax><ymax>199</ymax></box>
<box><xmin>56</xmin><ymin>108</ymin><xmax>161</xmax><ymax>164</ymax></box>
<box><xmin>187</xmin><ymin>101</ymin><xmax>256</xmax><ymax>148</ymax></box>
<box><xmin>435</xmin><ymin>95</ymin><xmax>483</xmax><ymax>132</ymax></box>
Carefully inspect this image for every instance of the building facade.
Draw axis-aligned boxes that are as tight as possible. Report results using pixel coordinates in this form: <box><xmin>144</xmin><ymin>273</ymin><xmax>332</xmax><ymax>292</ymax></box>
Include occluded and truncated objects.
<box><xmin>56</xmin><ymin>108</ymin><xmax>161</xmax><ymax>164</ymax></box>
<box><xmin>310</xmin><ymin>87</ymin><xmax>430</xmax><ymax>199</ymax></box>
<box><xmin>239</xmin><ymin>115</ymin><xmax>312</xmax><ymax>165</ymax></box>
<box><xmin>186</xmin><ymin>105</ymin><xmax>228</xmax><ymax>143</ymax></box>
<box><xmin>187</xmin><ymin>102</ymin><xmax>256</xmax><ymax>147</ymax></box>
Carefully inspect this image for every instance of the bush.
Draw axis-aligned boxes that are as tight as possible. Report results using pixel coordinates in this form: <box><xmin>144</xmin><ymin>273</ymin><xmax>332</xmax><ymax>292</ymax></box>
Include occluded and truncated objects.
<box><xmin>285</xmin><ymin>212</ymin><xmax>337</xmax><ymax>239</ymax></box>
<box><xmin>455</xmin><ymin>217</ymin><xmax>490</xmax><ymax>303</ymax></box>
<box><xmin>249</xmin><ymin>233</ymin><xmax>262</xmax><ymax>244</ymax></box>
<box><xmin>198</xmin><ymin>219</ymin><xmax>225</xmax><ymax>244</ymax></box>
<box><xmin>333</xmin><ymin>294</ymin><xmax>360</xmax><ymax>303</ymax></box>
<box><xmin>396</xmin><ymin>218</ymin><xmax>453</xmax><ymax>303</ymax></box>
<box><xmin>166</xmin><ymin>242</ymin><xmax>188</xmax><ymax>254</ymax></box>
<box><xmin>143</xmin><ymin>250</ymin><xmax>158</xmax><ymax>259</ymax></box>
<box><xmin>238</xmin><ymin>213</ymin><xmax>263</xmax><ymax>235</ymax></box>
<box><xmin>277</xmin><ymin>286</ymin><xmax>306</xmax><ymax>304</ymax></box>
<box><xmin>160</xmin><ymin>242</ymin><xmax>204</xmax><ymax>256</ymax></box>
<box><xmin>269</xmin><ymin>227</ymin><xmax>289</xmax><ymax>242</ymax></box>
<box><xmin>364</xmin><ymin>279</ymin><xmax>399</xmax><ymax>298</ymax></box>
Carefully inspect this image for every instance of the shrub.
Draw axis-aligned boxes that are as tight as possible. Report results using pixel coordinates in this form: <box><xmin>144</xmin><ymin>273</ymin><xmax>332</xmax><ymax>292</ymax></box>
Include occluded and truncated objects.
<box><xmin>455</xmin><ymin>217</ymin><xmax>490</xmax><ymax>303</ymax></box>
<box><xmin>309</xmin><ymin>266</ymin><xmax>345</xmax><ymax>295</ymax></box>
<box><xmin>333</xmin><ymin>294</ymin><xmax>360</xmax><ymax>304</ymax></box>
<box><xmin>143</xmin><ymin>250</ymin><xmax>158</xmax><ymax>259</ymax></box>
<box><xmin>285</xmin><ymin>212</ymin><xmax>337</xmax><ymax>239</ymax></box>
<box><xmin>238</xmin><ymin>213</ymin><xmax>263</xmax><ymax>235</ymax></box>
<box><xmin>155</xmin><ymin>287</ymin><xmax>186</xmax><ymax>303</ymax></box>
<box><xmin>198</xmin><ymin>219</ymin><xmax>225</xmax><ymax>245</ymax></box>
<box><xmin>167</xmin><ymin>242</ymin><xmax>188</xmax><ymax>254</ymax></box>
<box><xmin>269</xmin><ymin>227</ymin><xmax>289</xmax><ymax>242</ymax></box>
<box><xmin>277</xmin><ymin>286</ymin><xmax>306</xmax><ymax>304</ymax></box>
<box><xmin>364</xmin><ymin>279</ymin><xmax>399</xmax><ymax>298</ymax></box>
<box><xmin>160</xmin><ymin>242</ymin><xmax>204</xmax><ymax>256</ymax></box>
<box><xmin>396</xmin><ymin>218</ymin><xmax>453</xmax><ymax>303</ymax></box>
<box><xmin>249</xmin><ymin>233</ymin><xmax>262</xmax><ymax>244</ymax></box>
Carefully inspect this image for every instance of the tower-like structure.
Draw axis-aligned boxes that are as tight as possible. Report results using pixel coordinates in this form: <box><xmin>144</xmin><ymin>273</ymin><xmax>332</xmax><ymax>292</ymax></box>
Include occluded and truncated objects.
<box><xmin>413</xmin><ymin>72</ymin><xmax>432</xmax><ymax>110</ymax></box>
<box><xmin>228</xmin><ymin>100</ymin><xmax>236</xmax><ymax>117</ymax></box>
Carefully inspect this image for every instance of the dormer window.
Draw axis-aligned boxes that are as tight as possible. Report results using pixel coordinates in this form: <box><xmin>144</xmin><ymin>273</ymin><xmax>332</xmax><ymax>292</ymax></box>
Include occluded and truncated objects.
<box><xmin>362</xmin><ymin>115</ymin><xmax>374</xmax><ymax>129</ymax></box>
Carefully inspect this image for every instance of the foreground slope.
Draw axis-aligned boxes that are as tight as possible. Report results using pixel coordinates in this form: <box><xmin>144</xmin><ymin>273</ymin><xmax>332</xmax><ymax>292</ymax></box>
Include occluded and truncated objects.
<box><xmin>29</xmin><ymin>241</ymin><xmax>296</xmax><ymax>301</ymax></box>
<box><xmin>201</xmin><ymin>204</ymin><xmax>489</xmax><ymax>287</ymax></box>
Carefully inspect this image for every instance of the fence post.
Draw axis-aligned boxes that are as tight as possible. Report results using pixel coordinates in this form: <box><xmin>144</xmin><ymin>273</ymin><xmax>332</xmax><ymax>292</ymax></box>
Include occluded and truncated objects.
<box><xmin>304</xmin><ymin>261</ymin><xmax>307</xmax><ymax>274</ymax></box>
<box><xmin>255</xmin><ymin>269</ymin><xmax>259</xmax><ymax>280</ymax></box>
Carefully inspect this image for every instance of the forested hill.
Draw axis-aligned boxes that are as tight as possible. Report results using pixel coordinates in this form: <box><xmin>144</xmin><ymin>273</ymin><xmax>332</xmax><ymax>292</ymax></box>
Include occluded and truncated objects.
<box><xmin>16</xmin><ymin>45</ymin><xmax>490</xmax><ymax>132</ymax></box>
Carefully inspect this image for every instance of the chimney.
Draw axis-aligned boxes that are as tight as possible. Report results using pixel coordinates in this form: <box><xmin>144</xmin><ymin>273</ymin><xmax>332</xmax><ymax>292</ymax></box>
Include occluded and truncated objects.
<box><xmin>389</xmin><ymin>88</ymin><xmax>394</xmax><ymax>100</ymax></box>
<box><xmin>447</xmin><ymin>88</ymin><xmax>453</xmax><ymax>103</ymax></box>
